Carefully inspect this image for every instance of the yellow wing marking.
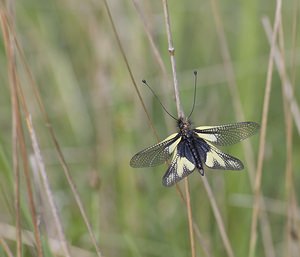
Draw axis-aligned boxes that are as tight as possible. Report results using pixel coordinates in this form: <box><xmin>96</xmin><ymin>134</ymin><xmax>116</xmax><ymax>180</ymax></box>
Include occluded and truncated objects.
<box><xmin>177</xmin><ymin>157</ymin><xmax>195</xmax><ymax>177</ymax></box>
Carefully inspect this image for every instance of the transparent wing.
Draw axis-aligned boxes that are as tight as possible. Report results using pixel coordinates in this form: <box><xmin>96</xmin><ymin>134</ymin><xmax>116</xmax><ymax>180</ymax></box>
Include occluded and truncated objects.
<box><xmin>130</xmin><ymin>133</ymin><xmax>181</xmax><ymax>168</ymax></box>
<box><xmin>196</xmin><ymin>139</ymin><xmax>244</xmax><ymax>170</ymax></box>
<box><xmin>162</xmin><ymin>141</ymin><xmax>196</xmax><ymax>187</ymax></box>
<box><xmin>194</xmin><ymin>122</ymin><xmax>260</xmax><ymax>146</ymax></box>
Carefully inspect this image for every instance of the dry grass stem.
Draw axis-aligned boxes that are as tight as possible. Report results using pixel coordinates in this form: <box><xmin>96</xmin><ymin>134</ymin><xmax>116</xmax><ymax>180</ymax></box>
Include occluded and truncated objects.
<box><xmin>131</xmin><ymin>0</ymin><xmax>168</xmax><ymax>78</ymax></box>
<box><xmin>8</xmin><ymin>22</ymin><xmax>22</xmax><ymax>257</ymax></box>
<box><xmin>7</xmin><ymin>13</ymin><xmax>104</xmax><ymax>257</ymax></box>
<box><xmin>202</xmin><ymin>177</ymin><xmax>235</xmax><ymax>257</ymax></box>
<box><xmin>1</xmin><ymin>10</ymin><xmax>71</xmax><ymax>257</ymax></box>
<box><xmin>278</xmin><ymin>18</ymin><xmax>296</xmax><ymax>257</ymax></box>
<box><xmin>184</xmin><ymin>179</ymin><xmax>196</xmax><ymax>257</ymax></box>
<box><xmin>175</xmin><ymin>183</ymin><xmax>214</xmax><ymax>256</ymax></box>
<box><xmin>0</xmin><ymin>222</ymin><xmax>97</xmax><ymax>257</ymax></box>
<box><xmin>192</xmin><ymin>224</ymin><xmax>212</xmax><ymax>257</ymax></box>
<box><xmin>263</xmin><ymin>16</ymin><xmax>300</xmax><ymax>256</ymax></box>
<box><xmin>103</xmin><ymin>0</ymin><xmax>159</xmax><ymax>141</ymax></box>
<box><xmin>102</xmin><ymin>2</ymin><xmax>199</xmax><ymax>257</ymax></box>
<box><xmin>287</xmin><ymin>1</ymin><xmax>300</xmax><ymax>254</ymax></box>
<box><xmin>134</xmin><ymin>1</ymin><xmax>213</xmax><ymax>253</ymax></box>
<box><xmin>0</xmin><ymin>1</ymin><xmax>296</xmax><ymax>257</ymax></box>
<box><xmin>131</xmin><ymin>0</ymin><xmax>172</xmax><ymax>129</ymax></box>
<box><xmin>47</xmin><ymin>130</ymin><xmax>103</xmax><ymax>257</ymax></box>
<box><xmin>249</xmin><ymin>1</ymin><xmax>282</xmax><ymax>257</ymax></box>
<box><xmin>209</xmin><ymin>0</ymin><xmax>275</xmax><ymax>256</ymax></box>
<box><xmin>0</xmin><ymin>237</ymin><xmax>14</xmax><ymax>257</ymax></box>
<box><xmin>209</xmin><ymin>0</ymin><xmax>276</xmax><ymax>256</ymax></box>
<box><xmin>0</xmin><ymin>9</ymin><xmax>44</xmax><ymax>257</ymax></box>
<box><xmin>26</xmin><ymin>115</ymin><xmax>71</xmax><ymax>257</ymax></box>
<box><xmin>15</xmin><ymin>80</ymin><xmax>44</xmax><ymax>257</ymax></box>
<box><xmin>0</xmin><ymin>7</ymin><xmax>22</xmax><ymax>257</ymax></box>
<box><xmin>230</xmin><ymin>194</ymin><xmax>300</xmax><ymax>218</ymax></box>
<box><xmin>161</xmin><ymin>1</ymin><xmax>195</xmax><ymax>257</ymax></box>
<box><xmin>2</xmin><ymin>28</ymin><xmax>72</xmax><ymax>253</ymax></box>
<box><xmin>262</xmin><ymin>18</ymin><xmax>300</xmax><ymax>135</ymax></box>
<box><xmin>161</xmin><ymin>0</ymin><xmax>183</xmax><ymax>118</ymax></box>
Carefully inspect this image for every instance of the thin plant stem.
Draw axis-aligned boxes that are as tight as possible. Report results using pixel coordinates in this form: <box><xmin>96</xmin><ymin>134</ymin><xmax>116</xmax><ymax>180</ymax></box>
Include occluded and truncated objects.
<box><xmin>0</xmin><ymin>222</ymin><xmax>96</xmax><ymax>257</ymax></box>
<box><xmin>0</xmin><ymin>238</ymin><xmax>14</xmax><ymax>257</ymax></box>
<box><xmin>11</xmin><ymin>30</ymin><xmax>22</xmax><ymax>257</ymax></box>
<box><xmin>103</xmin><ymin>2</ymin><xmax>200</xmax><ymax>256</ymax></box>
<box><xmin>262</xmin><ymin>18</ymin><xmax>300</xmax><ymax>135</ymax></box>
<box><xmin>2</xmin><ymin>11</ymin><xmax>73</xmax><ymax>257</ymax></box>
<box><xmin>287</xmin><ymin>0</ymin><xmax>300</xmax><ymax>253</ymax></box>
<box><xmin>193</xmin><ymin>224</ymin><xmax>212</xmax><ymax>257</ymax></box>
<box><xmin>11</xmin><ymin>31</ymin><xmax>22</xmax><ymax>257</ymax></box>
<box><xmin>208</xmin><ymin>0</ymin><xmax>270</xmax><ymax>256</ymax></box>
<box><xmin>102</xmin><ymin>0</ymin><xmax>159</xmax><ymax>141</ymax></box>
<box><xmin>7</xmin><ymin>35</ymin><xmax>71</xmax><ymax>256</ymax></box>
<box><xmin>16</xmin><ymin>92</ymin><xmax>44</xmax><ymax>257</ymax></box>
<box><xmin>130</xmin><ymin>0</ymin><xmax>173</xmax><ymax>130</ymax></box>
<box><xmin>175</xmin><ymin>183</ymin><xmax>213</xmax><ymax>257</ymax></box>
<box><xmin>131</xmin><ymin>0</ymin><xmax>168</xmax><ymax>78</ymax></box>
<box><xmin>278</xmin><ymin>18</ymin><xmax>294</xmax><ymax>257</ymax></box>
<box><xmin>10</xmin><ymin>15</ymin><xmax>103</xmax><ymax>257</ymax></box>
<box><xmin>160</xmin><ymin>2</ymin><xmax>196</xmax><ymax>257</ymax></box>
<box><xmin>263</xmin><ymin>16</ymin><xmax>300</xmax><ymax>256</ymax></box>
<box><xmin>0</xmin><ymin>8</ymin><xmax>22</xmax><ymax>257</ymax></box>
<box><xmin>0</xmin><ymin>10</ymin><xmax>45</xmax><ymax>256</ymax></box>
<box><xmin>202</xmin><ymin>177</ymin><xmax>235</xmax><ymax>257</ymax></box>
<box><xmin>26</xmin><ymin>115</ymin><xmax>71</xmax><ymax>257</ymax></box>
<box><xmin>249</xmin><ymin>1</ymin><xmax>282</xmax><ymax>257</ymax></box>
<box><xmin>12</xmin><ymin>61</ymin><xmax>21</xmax><ymax>257</ymax></box>
<box><xmin>209</xmin><ymin>0</ymin><xmax>276</xmax><ymax>256</ymax></box>
<box><xmin>132</xmin><ymin>1</ymin><xmax>213</xmax><ymax>255</ymax></box>
<box><xmin>161</xmin><ymin>0</ymin><xmax>183</xmax><ymax>118</ymax></box>
<box><xmin>185</xmin><ymin>179</ymin><xmax>196</xmax><ymax>257</ymax></box>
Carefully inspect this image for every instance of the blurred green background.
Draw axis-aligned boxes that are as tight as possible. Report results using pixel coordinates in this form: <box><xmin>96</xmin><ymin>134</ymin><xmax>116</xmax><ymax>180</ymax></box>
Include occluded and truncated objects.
<box><xmin>0</xmin><ymin>0</ymin><xmax>299</xmax><ymax>256</ymax></box>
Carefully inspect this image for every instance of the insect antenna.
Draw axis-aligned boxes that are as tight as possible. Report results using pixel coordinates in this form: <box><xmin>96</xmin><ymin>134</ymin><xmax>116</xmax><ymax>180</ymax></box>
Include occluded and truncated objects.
<box><xmin>187</xmin><ymin>71</ymin><xmax>198</xmax><ymax>119</ymax></box>
<box><xmin>142</xmin><ymin>79</ymin><xmax>177</xmax><ymax>120</ymax></box>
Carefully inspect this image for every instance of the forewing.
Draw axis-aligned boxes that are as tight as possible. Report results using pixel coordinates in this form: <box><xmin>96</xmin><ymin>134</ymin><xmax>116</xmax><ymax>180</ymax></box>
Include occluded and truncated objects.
<box><xmin>162</xmin><ymin>141</ymin><xmax>196</xmax><ymax>187</ymax></box>
<box><xmin>130</xmin><ymin>133</ymin><xmax>181</xmax><ymax>168</ymax></box>
<box><xmin>195</xmin><ymin>122</ymin><xmax>260</xmax><ymax>146</ymax></box>
<box><xmin>195</xmin><ymin>138</ymin><xmax>244</xmax><ymax>170</ymax></box>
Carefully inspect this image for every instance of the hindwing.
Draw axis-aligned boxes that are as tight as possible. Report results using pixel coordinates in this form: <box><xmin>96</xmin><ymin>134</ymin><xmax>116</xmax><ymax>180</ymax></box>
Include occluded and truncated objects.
<box><xmin>162</xmin><ymin>140</ymin><xmax>196</xmax><ymax>187</ymax></box>
<box><xmin>194</xmin><ymin>137</ymin><xmax>244</xmax><ymax>170</ymax></box>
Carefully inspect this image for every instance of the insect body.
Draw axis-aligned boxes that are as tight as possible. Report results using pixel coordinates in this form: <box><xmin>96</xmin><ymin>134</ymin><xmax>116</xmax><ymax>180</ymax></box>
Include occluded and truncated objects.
<box><xmin>130</xmin><ymin>117</ymin><xmax>259</xmax><ymax>187</ymax></box>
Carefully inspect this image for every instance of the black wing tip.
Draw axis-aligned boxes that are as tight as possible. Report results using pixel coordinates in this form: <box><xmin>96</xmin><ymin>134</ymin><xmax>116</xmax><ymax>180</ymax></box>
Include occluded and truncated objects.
<box><xmin>254</xmin><ymin>122</ymin><xmax>261</xmax><ymax>132</ymax></box>
<box><xmin>233</xmin><ymin>159</ymin><xmax>244</xmax><ymax>170</ymax></box>
<box><xmin>162</xmin><ymin>174</ymin><xmax>176</xmax><ymax>187</ymax></box>
<box><xmin>245</xmin><ymin>121</ymin><xmax>260</xmax><ymax>129</ymax></box>
<box><xmin>162</xmin><ymin>171</ymin><xmax>175</xmax><ymax>187</ymax></box>
<box><xmin>162</xmin><ymin>180</ymin><xmax>174</xmax><ymax>187</ymax></box>
<box><xmin>130</xmin><ymin>155</ymin><xmax>141</xmax><ymax>168</ymax></box>
<box><xmin>238</xmin><ymin>163</ymin><xmax>244</xmax><ymax>170</ymax></box>
<box><xmin>238</xmin><ymin>121</ymin><xmax>260</xmax><ymax>138</ymax></box>
<box><xmin>129</xmin><ymin>158</ymin><xmax>137</xmax><ymax>168</ymax></box>
<box><xmin>198</xmin><ymin>169</ymin><xmax>205</xmax><ymax>176</ymax></box>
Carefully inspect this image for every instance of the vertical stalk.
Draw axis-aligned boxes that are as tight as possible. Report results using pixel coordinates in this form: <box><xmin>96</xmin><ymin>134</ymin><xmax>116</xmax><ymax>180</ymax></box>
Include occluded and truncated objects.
<box><xmin>249</xmin><ymin>1</ymin><xmax>282</xmax><ymax>257</ymax></box>
<box><xmin>161</xmin><ymin>2</ymin><xmax>195</xmax><ymax>257</ymax></box>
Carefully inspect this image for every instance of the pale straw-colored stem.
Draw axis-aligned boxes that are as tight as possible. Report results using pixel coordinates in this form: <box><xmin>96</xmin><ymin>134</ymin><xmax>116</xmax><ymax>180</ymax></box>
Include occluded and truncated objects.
<box><xmin>161</xmin><ymin>2</ymin><xmax>195</xmax><ymax>257</ymax></box>
<box><xmin>249</xmin><ymin>2</ymin><xmax>282</xmax><ymax>257</ymax></box>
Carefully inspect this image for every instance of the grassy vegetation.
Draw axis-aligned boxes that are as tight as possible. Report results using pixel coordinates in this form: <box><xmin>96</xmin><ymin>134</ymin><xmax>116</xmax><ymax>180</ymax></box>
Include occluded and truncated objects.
<box><xmin>0</xmin><ymin>0</ymin><xmax>299</xmax><ymax>256</ymax></box>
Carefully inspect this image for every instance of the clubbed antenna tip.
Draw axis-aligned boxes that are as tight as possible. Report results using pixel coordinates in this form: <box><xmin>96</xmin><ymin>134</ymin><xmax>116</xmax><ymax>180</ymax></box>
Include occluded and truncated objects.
<box><xmin>187</xmin><ymin>70</ymin><xmax>198</xmax><ymax>119</ymax></box>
